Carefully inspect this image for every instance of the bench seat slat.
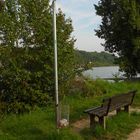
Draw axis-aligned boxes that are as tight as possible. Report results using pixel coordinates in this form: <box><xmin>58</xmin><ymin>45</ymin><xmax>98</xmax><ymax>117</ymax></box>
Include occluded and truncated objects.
<box><xmin>88</xmin><ymin>106</ymin><xmax>108</xmax><ymax>117</ymax></box>
<box><xmin>84</xmin><ymin>106</ymin><xmax>102</xmax><ymax>113</ymax></box>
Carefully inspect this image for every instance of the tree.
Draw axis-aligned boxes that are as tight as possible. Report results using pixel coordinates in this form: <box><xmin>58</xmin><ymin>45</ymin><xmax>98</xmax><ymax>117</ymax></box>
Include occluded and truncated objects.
<box><xmin>0</xmin><ymin>0</ymin><xmax>75</xmax><ymax>113</ymax></box>
<box><xmin>94</xmin><ymin>0</ymin><xmax>140</xmax><ymax>77</ymax></box>
<box><xmin>0</xmin><ymin>0</ymin><xmax>4</xmax><ymax>12</ymax></box>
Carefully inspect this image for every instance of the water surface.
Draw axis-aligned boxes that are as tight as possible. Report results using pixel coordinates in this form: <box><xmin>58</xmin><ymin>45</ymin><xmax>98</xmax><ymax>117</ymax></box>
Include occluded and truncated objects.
<box><xmin>83</xmin><ymin>66</ymin><xmax>124</xmax><ymax>79</ymax></box>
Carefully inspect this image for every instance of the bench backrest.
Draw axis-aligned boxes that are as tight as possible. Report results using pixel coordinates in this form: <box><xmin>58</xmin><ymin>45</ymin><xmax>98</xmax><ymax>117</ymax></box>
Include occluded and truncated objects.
<box><xmin>101</xmin><ymin>98</ymin><xmax>111</xmax><ymax>115</ymax></box>
<box><xmin>107</xmin><ymin>90</ymin><xmax>136</xmax><ymax>113</ymax></box>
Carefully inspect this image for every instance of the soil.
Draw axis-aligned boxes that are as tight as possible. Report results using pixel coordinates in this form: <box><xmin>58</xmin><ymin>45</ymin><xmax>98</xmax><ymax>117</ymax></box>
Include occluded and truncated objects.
<box><xmin>72</xmin><ymin>118</ymin><xmax>89</xmax><ymax>132</ymax></box>
<box><xmin>127</xmin><ymin>126</ymin><xmax>140</xmax><ymax>140</ymax></box>
<box><xmin>127</xmin><ymin>108</ymin><xmax>140</xmax><ymax>140</ymax></box>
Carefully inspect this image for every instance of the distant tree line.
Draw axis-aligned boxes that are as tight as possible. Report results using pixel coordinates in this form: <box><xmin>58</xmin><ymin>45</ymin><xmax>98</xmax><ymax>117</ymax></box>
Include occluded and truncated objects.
<box><xmin>75</xmin><ymin>50</ymin><xmax>116</xmax><ymax>70</ymax></box>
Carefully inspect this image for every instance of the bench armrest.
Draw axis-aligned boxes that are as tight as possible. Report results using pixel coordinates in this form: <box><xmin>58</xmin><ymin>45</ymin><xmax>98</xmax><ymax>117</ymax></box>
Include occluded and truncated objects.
<box><xmin>84</xmin><ymin>106</ymin><xmax>101</xmax><ymax>113</ymax></box>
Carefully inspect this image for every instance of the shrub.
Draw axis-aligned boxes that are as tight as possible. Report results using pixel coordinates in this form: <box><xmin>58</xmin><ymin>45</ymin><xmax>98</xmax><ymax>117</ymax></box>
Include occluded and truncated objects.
<box><xmin>68</xmin><ymin>77</ymin><xmax>108</xmax><ymax>97</ymax></box>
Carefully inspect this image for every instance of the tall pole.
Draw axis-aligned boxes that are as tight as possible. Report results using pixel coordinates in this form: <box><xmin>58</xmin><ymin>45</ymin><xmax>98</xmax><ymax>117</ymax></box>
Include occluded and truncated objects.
<box><xmin>53</xmin><ymin>0</ymin><xmax>59</xmax><ymax>128</ymax></box>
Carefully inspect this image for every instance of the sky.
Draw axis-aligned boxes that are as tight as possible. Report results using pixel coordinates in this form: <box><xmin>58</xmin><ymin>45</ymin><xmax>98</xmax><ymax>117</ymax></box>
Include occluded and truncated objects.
<box><xmin>56</xmin><ymin>0</ymin><xmax>104</xmax><ymax>52</ymax></box>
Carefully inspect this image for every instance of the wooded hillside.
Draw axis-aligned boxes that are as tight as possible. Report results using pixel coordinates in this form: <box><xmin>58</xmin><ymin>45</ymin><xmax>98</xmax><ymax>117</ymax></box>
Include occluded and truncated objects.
<box><xmin>75</xmin><ymin>50</ymin><xmax>117</xmax><ymax>68</ymax></box>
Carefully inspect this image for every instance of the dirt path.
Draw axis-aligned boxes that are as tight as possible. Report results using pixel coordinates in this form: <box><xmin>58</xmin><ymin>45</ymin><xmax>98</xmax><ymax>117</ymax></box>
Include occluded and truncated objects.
<box><xmin>72</xmin><ymin>107</ymin><xmax>140</xmax><ymax>134</ymax></box>
<box><xmin>127</xmin><ymin>126</ymin><xmax>140</xmax><ymax>140</ymax></box>
<box><xmin>127</xmin><ymin>108</ymin><xmax>140</xmax><ymax>140</ymax></box>
<box><xmin>72</xmin><ymin>118</ymin><xmax>89</xmax><ymax>132</ymax></box>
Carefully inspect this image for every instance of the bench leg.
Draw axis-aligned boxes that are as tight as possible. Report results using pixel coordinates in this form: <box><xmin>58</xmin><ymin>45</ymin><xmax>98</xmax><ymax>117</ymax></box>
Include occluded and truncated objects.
<box><xmin>116</xmin><ymin>108</ymin><xmax>121</xmax><ymax>114</ymax></box>
<box><xmin>90</xmin><ymin>115</ymin><xmax>106</xmax><ymax>129</ymax></box>
<box><xmin>99</xmin><ymin>116</ymin><xmax>106</xmax><ymax>130</ymax></box>
<box><xmin>90</xmin><ymin>114</ymin><xmax>96</xmax><ymax>127</ymax></box>
<box><xmin>124</xmin><ymin>105</ymin><xmax>129</xmax><ymax>113</ymax></box>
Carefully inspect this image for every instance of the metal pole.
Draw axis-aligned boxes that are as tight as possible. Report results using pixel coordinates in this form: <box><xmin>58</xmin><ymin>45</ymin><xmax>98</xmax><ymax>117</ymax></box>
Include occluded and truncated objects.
<box><xmin>53</xmin><ymin>0</ymin><xmax>59</xmax><ymax>129</ymax></box>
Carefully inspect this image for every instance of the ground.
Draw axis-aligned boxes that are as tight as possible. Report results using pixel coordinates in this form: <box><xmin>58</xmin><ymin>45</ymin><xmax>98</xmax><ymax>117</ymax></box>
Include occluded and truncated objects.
<box><xmin>128</xmin><ymin>125</ymin><xmax>140</xmax><ymax>140</ymax></box>
<box><xmin>72</xmin><ymin>107</ymin><xmax>140</xmax><ymax>139</ymax></box>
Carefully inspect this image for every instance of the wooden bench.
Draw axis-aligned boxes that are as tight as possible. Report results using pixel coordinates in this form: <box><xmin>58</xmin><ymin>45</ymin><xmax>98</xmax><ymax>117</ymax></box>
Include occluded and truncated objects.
<box><xmin>84</xmin><ymin>90</ymin><xmax>137</xmax><ymax>129</ymax></box>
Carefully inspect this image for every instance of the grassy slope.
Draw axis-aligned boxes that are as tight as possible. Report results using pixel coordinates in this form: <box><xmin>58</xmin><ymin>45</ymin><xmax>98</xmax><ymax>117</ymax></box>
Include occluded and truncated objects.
<box><xmin>0</xmin><ymin>80</ymin><xmax>140</xmax><ymax>140</ymax></box>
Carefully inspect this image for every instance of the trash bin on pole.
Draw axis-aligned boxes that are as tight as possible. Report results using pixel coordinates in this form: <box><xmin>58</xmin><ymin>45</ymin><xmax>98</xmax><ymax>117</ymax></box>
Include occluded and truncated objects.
<box><xmin>59</xmin><ymin>104</ymin><xmax>70</xmax><ymax>128</ymax></box>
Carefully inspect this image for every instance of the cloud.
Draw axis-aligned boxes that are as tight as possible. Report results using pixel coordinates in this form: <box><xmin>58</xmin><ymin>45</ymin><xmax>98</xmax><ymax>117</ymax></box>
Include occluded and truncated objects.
<box><xmin>57</xmin><ymin>1</ymin><xmax>98</xmax><ymax>23</ymax></box>
<box><xmin>56</xmin><ymin>0</ymin><xmax>104</xmax><ymax>52</ymax></box>
<box><xmin>75</xmin><ymin>31</ymin><xmax>104</xmax><ymax>52</ymax></box>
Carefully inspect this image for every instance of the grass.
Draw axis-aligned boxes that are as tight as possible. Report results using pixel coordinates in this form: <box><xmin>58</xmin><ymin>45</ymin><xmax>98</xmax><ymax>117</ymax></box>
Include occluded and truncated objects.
<box><xmin>0</xmin><ymin>108</ymin><xmax>54</xmax><ymax>140</ymax></box>
<box><xmin>81</xmin><ymin>112</ymin><xmax>140</xmax><ymax>140</ymax></box>
<box><xmin>66</xmin><ymin>79</ymin><xmax>140</xmax><ymax>121</ymax></box>
<box><xmin>0</xmin><ymin>80</ymin><xmax>140</xmax><ymax>140</ymax></box>
<box><xmin>0</xmin><ymin>108</ymin><xmax>83</xmax><ymax>140</ymax></box>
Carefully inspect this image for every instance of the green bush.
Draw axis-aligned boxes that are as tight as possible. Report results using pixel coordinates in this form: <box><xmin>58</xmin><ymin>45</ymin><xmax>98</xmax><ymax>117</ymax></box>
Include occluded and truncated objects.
<box><xmin>68</xmin><ymin>77</ymin><xmax>108</xmax><ymax>97</ymax></box>
<box><xmin>0</xmin><ymin>0</ymin><xmax>75</xmax><ymax>114</ymax></box>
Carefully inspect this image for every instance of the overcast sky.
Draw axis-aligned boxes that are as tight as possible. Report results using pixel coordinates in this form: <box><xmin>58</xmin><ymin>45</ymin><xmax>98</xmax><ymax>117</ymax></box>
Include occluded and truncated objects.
<box><xmin>56</xmin><ymin>0</ymin><xmax>104</xmax><ymax>52</ymax></box>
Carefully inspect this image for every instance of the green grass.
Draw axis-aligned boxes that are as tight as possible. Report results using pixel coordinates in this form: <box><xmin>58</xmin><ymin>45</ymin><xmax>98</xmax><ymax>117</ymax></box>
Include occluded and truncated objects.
<box><xmin>81</xmin><ymin>112</ymin><xmax>140</xmax><ymax>140</ymax></box>
<box><xmin>66</xmin><ymin>80</ymin><xmax>140</xmax><ymax>121</ymax></box>
<box><xmin>0</xmin><ymin>80</ymin><xmax>140</xmax><ymax>140</ymax></box>
<box><xmin>0</xmin><ymin>108</ymin><xmax>54</xmax><ymax>140</ymax></box>
<box><xmin>0</xmin><ymin>108</ymin><xmax>83</xmax><ymax>140</ymax></box>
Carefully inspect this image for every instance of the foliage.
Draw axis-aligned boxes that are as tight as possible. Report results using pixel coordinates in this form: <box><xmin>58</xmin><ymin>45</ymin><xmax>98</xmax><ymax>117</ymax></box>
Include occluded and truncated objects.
<box><xmin>68</xmin><ymin>77</ymin><xmax>108</xmax><ymax>98</ymax></box>
<box><xmin>0</xmin><ymin>80</ymin><xmax>140</xmax><ymax>139</ymax></box>
<box><xmin>95</xmin><ymin>0</ymin><xmax>140</xmax><ymax>77</ymax></box>
<box><xmin>82</xmin><ymin>78</ymin><xmax>107</xmax><ymax>97</ymax></box>
<box><xmin>75</xmin><ymin>50</ymin><xmax>116</xmax><ymax>70</ymax></box>
<box><xmin>0</xmin><ymin>0</ymin><xmax>75</xmax><ymax>113</ymax></box>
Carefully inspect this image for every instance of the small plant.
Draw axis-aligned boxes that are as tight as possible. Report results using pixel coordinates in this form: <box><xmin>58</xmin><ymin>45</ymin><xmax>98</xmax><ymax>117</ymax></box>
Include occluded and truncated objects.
<box><xmin>112</xmin><ymin>72</ymin><xmax>121</xmax><ymax>82</ymax></box>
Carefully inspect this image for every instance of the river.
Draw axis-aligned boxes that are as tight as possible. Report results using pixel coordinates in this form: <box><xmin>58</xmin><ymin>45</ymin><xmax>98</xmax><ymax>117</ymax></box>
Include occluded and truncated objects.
<box><xmin>83</xmin><ymin>66</ymin><xmax>125</xmax><ymax>79</ymax></box>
